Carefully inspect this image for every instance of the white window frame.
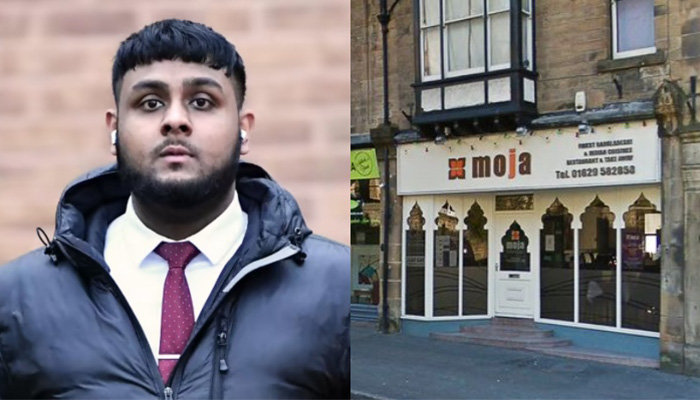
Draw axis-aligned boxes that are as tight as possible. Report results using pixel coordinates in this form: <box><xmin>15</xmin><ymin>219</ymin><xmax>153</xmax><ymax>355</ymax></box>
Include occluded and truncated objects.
<box><xmin>420</xmin><ymin>0</ymin><xmax>443</xmax><ymax>82</ymax></box>
<box><xmin>522</xmin><ymin>0</ymin><xmax>533</xmax><ymax>71</ymax></box>
<box><xmin>611</xmin><ymin>0</ymin><xmax>656</xmax><ymax>60</ymax></box>
<box><xmin>443</xmin><ymin>1</ymin><xmax>486</xmax><ymax>78</ymax></box>
<box><xmin>486</xmin><ymin>0</ymin><xmax>511</xmax><ymax>71</ymax></box>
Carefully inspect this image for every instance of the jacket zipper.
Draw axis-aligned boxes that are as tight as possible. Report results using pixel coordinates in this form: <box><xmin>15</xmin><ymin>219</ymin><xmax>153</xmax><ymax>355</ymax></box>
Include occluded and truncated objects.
<box><xmin>211</xmin><ymin>313</ymin><xmax>231</xmax><ymax>399</ymax></box>
<box><xmin>216</xmin><ymin>316</ymin><xmax>230</xmax><ymax>373</ymax></box>
<box><xmin>56</xmin><ymin>238</ymin><xmax>300</xmax><ymax>399</ymax></box>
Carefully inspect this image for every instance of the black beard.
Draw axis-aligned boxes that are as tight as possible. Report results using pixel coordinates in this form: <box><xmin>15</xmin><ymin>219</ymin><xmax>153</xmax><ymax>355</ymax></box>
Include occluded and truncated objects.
<box><xmin>117</xmin><ymin>138</ymin><xmax>241</xmax><ymax>210</ymax></box>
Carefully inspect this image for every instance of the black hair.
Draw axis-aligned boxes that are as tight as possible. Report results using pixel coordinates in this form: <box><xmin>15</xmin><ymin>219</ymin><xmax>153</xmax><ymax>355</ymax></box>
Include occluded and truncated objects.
<box><xmin>111</xmin><ymin>19</ymin><xmax>246</xmax><ymax>108</ymax></box>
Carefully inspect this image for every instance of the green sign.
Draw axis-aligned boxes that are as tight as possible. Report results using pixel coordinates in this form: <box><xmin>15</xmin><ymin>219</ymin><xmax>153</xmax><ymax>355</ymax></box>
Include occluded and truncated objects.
<box><xmin>351</xmin><ymin>149</ymin><xmax>380</xmax><ymax>180</ymax></box>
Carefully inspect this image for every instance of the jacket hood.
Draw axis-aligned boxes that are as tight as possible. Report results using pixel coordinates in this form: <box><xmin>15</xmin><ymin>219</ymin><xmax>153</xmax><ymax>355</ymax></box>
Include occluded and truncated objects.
<box><xmin>48</xmin><ymin>162</ymin><xmax>311</xmax><ymax>265</ymax></box>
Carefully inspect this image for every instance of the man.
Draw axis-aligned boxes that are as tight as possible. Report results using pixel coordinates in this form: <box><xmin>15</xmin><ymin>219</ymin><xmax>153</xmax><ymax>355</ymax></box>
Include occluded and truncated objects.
<box><xmin>0</xmin><ymin>19</ymin><xmax>349</xmax><ymax>399</ymax></box>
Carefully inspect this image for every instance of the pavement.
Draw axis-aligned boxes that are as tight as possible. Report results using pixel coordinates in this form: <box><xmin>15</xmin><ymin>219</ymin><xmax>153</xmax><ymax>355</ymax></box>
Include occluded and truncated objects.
<box><xmin>351</xmin><ymin>324</ymin><xmax>700</xmax><ymax>399</ymax></box>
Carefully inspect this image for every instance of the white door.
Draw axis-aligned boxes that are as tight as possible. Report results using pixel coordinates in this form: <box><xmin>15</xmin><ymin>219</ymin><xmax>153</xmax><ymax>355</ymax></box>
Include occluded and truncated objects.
<box><xmin>494</xmin><ymin>213</ymin><xmax>537</xmax><ymax>318</ymax></box>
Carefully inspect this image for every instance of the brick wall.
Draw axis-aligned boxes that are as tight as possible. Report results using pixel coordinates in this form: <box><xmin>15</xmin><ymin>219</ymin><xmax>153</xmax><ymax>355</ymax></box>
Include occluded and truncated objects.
<box><xmin>0</xmin><ymin>0</ymin><xmax>350</xmax><ymax>264</ymax></box>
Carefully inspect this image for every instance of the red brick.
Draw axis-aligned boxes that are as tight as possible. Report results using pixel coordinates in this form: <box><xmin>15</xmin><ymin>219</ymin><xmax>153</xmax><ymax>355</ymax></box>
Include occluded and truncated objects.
<box><xmin>0</xmin><ymin>10</ymin><xmax>29</xmax><ymax>37</ymax></box>
<box><xmin>42</xmin><ymin>83</ymin><xmax>113</xmax><ymax>114</ymax></box>
<box><xmin>252</xmin><ymin>119</ymin><xmax>312</xmax><ymax>145</ymax></box>
<box><xmin>264</xmin><ymin>2</ymin><xmax>349</xmax><ymax>31</ymax></box>
<box><xmin>0</xmin><ymin>87</ymin><xmax>26</xmax><ymax>115</ymax></box>
<box><xmin>206</xmin><ymin>8</ymin><xmax>252</xmax><ymax>33</ymax></box>
<box><xmin>45</xmin><ymin>10</ymin><xmax>138</xmax><ymax>36</ymax></box>
<box><xmin>148</xmin><ymin>10</ymin><xmax>208</xmax><ymax>26</ymax></box>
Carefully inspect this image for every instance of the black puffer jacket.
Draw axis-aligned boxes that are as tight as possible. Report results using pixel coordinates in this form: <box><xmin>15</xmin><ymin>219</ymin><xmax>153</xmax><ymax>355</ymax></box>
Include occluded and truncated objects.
<box><xmin>0</xmin><ymin>162</ymin><xmax>349</xmax><ymax>399</ymax></box>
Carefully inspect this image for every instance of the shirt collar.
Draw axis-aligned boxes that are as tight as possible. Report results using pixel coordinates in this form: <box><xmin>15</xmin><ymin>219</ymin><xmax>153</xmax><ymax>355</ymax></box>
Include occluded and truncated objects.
<box><xmin>121</xmin><ymin>192</ymin><xmax>247</xmax><ymax>267</ymax></box>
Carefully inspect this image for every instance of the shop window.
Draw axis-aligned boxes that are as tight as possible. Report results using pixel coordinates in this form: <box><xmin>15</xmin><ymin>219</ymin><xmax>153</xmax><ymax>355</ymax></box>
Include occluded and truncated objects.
<box><xmin>540</xmin><ymin>198</ymin><xmax>574</xmax><ymax>322</ymax></box>
<box><xmin>578</xmin><ymin>196</ymin><xmax>616</xmax><ymax>326</ymax></box>
<box><xmin>351</xmin><ymin>179</ymin><xmax>381</xmax><ymax>306</ymax></box>
<box><xmin>351</xmin><ymin>179</ymin><xmax>381</xmax><ymax>244</ymax></box>
<box><xmin>612</xmin><ymin>0</ymin><xmax>655</xmax><ymax>59</ymax></box>
<box><xmin>434</xmin><ymin>201</ymin><xmax>460</xmax><ymax>316</ymax></box>
<box><xmin>621</xmin><ymin>193</ymin><xmax>660</xmax><ymax>331</ymax></box>
<box><xmin>463</xmin><ymin>201</ymin><xmax>488</xmax><ymax>315</ymax></box>
<box><xmin>406</xmin><ymin>203</ymin><xmax>427</xmax><ymax>316</ymax></box>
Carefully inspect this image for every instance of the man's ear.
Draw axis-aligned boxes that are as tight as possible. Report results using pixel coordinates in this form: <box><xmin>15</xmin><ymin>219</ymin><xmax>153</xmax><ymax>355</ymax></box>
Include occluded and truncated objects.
<box><xmin>105</xmin><ymin>109</ymin><xmax>118</xmax><ymax>156</ymax></box>
<box><xmin>239</xmin><ymin>110</ymin><xmax>255</xmax><ymax>156</ymax></box>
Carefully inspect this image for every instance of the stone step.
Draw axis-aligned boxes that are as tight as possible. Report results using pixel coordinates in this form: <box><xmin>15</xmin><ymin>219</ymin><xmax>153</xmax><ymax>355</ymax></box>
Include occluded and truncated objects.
<box><xmin>350</xmin><ymin>304</ymin><xmax>379</xmax><ymax>323</ymax></box>
<box><xmin>431</xmin><ymin>332</ymin><xmax>572</xmax><ymax>350</ymax></box>
<box><xmin>536</xmin><ymin>347</ymin><xmax>659</xmax><ymax>368</ymax></box>
<box><xmin>461</xmin><ymin>325</ymin><xmax>554</xmax><ymax>339</ymax></box>
<box><xmin>490</xmin><ymin>317</ymin><xmax>538</xmax><ymax>327</ymax></box>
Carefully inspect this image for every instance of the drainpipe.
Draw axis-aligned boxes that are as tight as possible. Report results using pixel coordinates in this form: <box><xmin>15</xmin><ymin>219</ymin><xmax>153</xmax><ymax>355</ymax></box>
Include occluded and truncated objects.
<box><xmin>377</xmin><ymin>0</ymin><xmax>401</xmax><ymax>334</ymax></box>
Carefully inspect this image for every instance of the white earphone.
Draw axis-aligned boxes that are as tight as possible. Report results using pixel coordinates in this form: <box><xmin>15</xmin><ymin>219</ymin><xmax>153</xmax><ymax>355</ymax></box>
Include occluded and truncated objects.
<box><xmin>241</xmin><ymin>129</ymin><xmax>247</xmax><ymax>140</ymax></box>
<box><xmin>111</xmin><ymin>130</ymin><xmax>117</xmax><ymax>145</ymax></box>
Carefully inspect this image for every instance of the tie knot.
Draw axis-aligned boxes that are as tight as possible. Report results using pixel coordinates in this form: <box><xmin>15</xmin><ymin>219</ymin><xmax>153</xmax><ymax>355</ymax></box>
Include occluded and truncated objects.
<box><xmin>155</xmin><ymin>241</ymin><xmax>200</xmax><ymax>270</ymax></box>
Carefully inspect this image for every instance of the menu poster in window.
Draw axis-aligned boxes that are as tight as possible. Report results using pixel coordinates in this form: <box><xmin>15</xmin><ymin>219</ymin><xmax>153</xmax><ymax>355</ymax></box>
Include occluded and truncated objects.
<box><xmin>623</xmin><ymin>231</ymin><xmax>644</xmax><ymax>270</ymax></box>
<box><xmin>406</xmin><ymin>231</ymin><xmax>426</xmax><ymax>268</ymax></box>
<box><xmin>435</xmin><ymin>235</ymin><xmax>451</xmax><ymax>267</ymax></box>
<box><xmin>435</xmin><ymin>235</ymin><xmax>459</xmax><ymax>268</ymax></box>
<box><xmin>545</xmin><ymin>234</ymin><xmax>555</xmax><ymax>252</ymax></box>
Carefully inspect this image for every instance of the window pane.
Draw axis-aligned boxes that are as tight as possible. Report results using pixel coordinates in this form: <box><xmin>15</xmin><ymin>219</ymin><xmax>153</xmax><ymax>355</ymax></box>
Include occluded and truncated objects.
<box><xmin>423</xmin><ymin>27</ymin><xmax>442</xmax><ymax>76</ymax></box>
<box><xmin>422</xmin><ymin>0</ymin><xmax>440</xmax><ymax>26</ymax></box>
<box><xmin>488</xmin><ymin>0</ymin><xmax>510</xmax><ymax>12</ymax></box>
<box><xmin>447</xmin><ymin>18</ymin><xmax>485</xmax><ymax>72</ymax></box>
<box><xmin>578</xmin><ymin>196</ymin><xmax>617</xmax><ymax>327</ymax></box>
<box><xmin>406</xmin><ymin>231</ymin><xmax>426</xmax><ymax>315</ymax></box>
<box><xmin>540</xmin><ymin>199</ymin><xmax>574</xmax><ymax>322</ymax></box>
<box><xmin>621</xmin><ymin>194</ymin><xmax>660</xmax><ymax>332</ymax></box>
<box><xmin>352</xmin><ymin>246</ymin><xmax>380</xmax><ymax>305</ymax></box>
<box><xmin>446</xmin><ymin>0</ymin><xmax>483</xmax><ymax>20</ymax></box>
<box><xmin>434</xmin><ymin>202</ymin><xmax>459</xmax><ymax>316</ymax></box>
<box><xmin>406</xmin><ymin>203</ymin><xmax>426</xmax><ymax>316</ymax></box>
<box><xmin>463</xmin><ymin>202</ymin><xmax>488</xmax><ymax>315</ymax></box>
<box><xmin>522</xmin><ymin>13</ymin><xmax>531</xmax><ymax>68</ymax></box>
<box><xmin>617</xmin><ymin>0</ymin><xmax>654</xmax><ymax>52</ymax></box>
<box><xmin>490</xmin><ymin>12</ymin><xmax>510</xmax><ymax>67</ymax></box>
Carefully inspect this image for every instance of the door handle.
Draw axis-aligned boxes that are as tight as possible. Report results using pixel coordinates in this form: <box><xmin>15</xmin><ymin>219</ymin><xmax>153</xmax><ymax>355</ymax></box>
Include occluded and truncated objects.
<box><xmin>495</xmin><ymin>262</ymin><xmax>499</xmax><ymax>271</ymax></box>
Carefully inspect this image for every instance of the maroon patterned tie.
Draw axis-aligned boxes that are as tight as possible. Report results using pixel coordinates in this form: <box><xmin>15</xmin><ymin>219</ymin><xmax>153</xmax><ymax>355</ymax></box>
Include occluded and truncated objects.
<box><xmin>155</xmin><ymin>241</ymin><xmax>200</xmax><ymax>383</ymax></box>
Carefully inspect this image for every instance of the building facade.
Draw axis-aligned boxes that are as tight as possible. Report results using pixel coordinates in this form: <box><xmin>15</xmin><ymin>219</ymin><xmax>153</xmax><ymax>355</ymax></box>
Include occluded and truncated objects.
<box><xmin>351</xmin><ymin>0</ymin><xmax>700</xmax><ymax>375</ymax></box>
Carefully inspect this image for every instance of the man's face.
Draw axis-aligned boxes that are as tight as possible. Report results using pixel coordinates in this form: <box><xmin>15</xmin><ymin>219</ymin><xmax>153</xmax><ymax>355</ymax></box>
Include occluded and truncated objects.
<box><xmin>107</xmin><ymin>60</ymin><xmax>252</xmax><ymax>208</ymax></box>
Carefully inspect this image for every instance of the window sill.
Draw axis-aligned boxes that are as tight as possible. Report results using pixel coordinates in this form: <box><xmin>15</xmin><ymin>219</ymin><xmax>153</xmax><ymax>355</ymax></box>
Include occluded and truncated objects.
<box><xmin>596</xmin><ymin>50</ymin><xmax>666</xmax><ymax>73</ymax></box>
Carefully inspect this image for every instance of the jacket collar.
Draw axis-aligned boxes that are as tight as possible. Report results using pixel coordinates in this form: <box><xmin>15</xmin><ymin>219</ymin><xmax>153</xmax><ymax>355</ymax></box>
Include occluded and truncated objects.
<box><xmin>50</xmin><ymin>162</ymin><xmax>311</xmax><ymax>267</ymax></box>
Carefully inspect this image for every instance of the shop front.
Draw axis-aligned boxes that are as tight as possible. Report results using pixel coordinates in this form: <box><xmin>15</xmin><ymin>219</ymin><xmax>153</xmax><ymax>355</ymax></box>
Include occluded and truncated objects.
<box><xmin>351</xmin><ymin>148</ymin><xmax>382</xmax><ymax>322</ymax></box>
<box><xmin>397</xmin><ymin>120</ymin><xmax>662</xmax><ymax>354</ymax></box>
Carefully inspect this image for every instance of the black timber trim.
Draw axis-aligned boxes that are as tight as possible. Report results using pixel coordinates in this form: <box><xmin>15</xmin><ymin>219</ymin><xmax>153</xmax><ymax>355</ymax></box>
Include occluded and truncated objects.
<box><xmin>412</xmin><ymin>101</ymin><xmax>537</xmax><ymax>126</ymax></box>
<box><xmin>351</xmin><ymin>133</ymin><xmax>374</xmax><ymax>149</ymax></box>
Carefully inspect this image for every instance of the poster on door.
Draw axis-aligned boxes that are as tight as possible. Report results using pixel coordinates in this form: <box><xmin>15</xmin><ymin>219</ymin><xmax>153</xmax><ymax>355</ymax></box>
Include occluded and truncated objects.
<box><xmin>622</xmin><ymin>231</ymin><xmax>644</xmax><ymax>270</ymax></box>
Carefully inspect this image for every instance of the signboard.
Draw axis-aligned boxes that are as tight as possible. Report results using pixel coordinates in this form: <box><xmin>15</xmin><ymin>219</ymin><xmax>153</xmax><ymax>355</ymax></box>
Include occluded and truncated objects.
<box><xmin>397</xmin><ymin>121</ymin><xmax>660</xmax><ymax>195</ymax></box>
<box><xmin>351</xmin><ymin>149</ymin><xmax>380</xmax><ymax>180</ymax></box>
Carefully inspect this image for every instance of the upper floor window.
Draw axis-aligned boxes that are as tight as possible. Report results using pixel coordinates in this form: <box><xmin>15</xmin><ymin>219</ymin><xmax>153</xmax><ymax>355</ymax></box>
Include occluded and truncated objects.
<box><xmin>420</xmin><ymin>0</ymin><xmax>533</xmax><ymax>82</ymax></box>
<box><xmin>612</xmin><ymin>0</ymin><xmax>655</xmax><ymax>59</ymax></box>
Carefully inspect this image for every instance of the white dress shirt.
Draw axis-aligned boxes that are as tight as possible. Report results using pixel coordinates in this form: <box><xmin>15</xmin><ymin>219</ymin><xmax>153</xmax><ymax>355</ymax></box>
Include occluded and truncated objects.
<box><xmin>104</xmin><ymin>193</ymin><xmax>247</xmax><ymax>361</ymax></box>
